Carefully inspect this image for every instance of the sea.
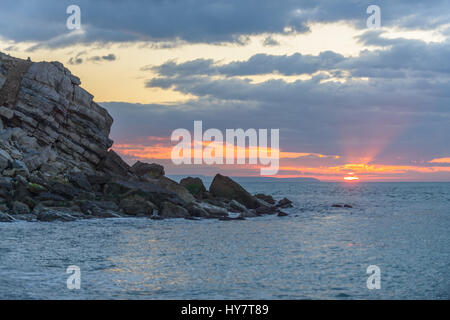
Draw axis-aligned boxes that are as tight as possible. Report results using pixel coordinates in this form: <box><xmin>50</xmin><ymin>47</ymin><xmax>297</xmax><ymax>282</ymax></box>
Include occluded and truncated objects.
<box><xmin>0</xmin><ymin>182</ymin><xmax>449</xmax><ymax>299</ymax></box>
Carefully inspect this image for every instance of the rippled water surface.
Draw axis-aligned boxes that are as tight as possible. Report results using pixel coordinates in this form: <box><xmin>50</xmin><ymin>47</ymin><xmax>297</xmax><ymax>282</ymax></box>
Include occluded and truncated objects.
<box><xmin>0</xmin><ymin>182</ymin><xmax>449</xmax><ymax>299</ymax></box>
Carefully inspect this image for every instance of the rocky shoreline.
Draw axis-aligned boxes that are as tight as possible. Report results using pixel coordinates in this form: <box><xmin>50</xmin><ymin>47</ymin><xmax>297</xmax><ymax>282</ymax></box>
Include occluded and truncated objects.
<box><xmin>0</xmin><ymin>52</ymin><xmax>292</xmax><ymax>223</ymax></box>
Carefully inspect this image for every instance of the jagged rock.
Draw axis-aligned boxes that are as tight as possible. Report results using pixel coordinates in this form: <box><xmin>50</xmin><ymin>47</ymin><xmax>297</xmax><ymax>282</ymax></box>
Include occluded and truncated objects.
<box><xmin>131</xmin><ymin>161</ymin><xmax>165</xmax><ymax>179</ymax></box>
<box><xmin>67</xmin><ymin>171</ymin><xmax>92</xmax><ymax>191</ymax></box>
<box><xmin>255</xmin><ymin>193</ymin><xmax>276</xmax><ymax>205</ymax></box>
<box><xmin>0</xmin><ymin>53</ymin><xmax>113</xmax><ymax>170</ymax></box>
<box><xmin>277</xmin><ymin>197</ymin><xmax>293</xmax><ymax>208</ymax></box>
<box><xmin>159</xmin><ymin>201</ymin><xmax>189</xmax><ymax>218</ymax></box>
<box><xmin>0</xmin><ymin>211</ymin><xmax>15</xmax><ymax>222</ymax></box>
<box><xmin>209</xmin><ymin>174</ymin><xmax>259</xmax><ymax>209</ymax></box>
<box><xmin>37</xmin><ymin>210</ymin><xmax>77</xmax><ymax>222</ymax></box>
<box><xmin>180</xmin><ymin>177</ymin><xmax>206</xmax><ymax>199</ymax></box>
<box><xmin>12</xmin><ymin>201</ymin><xmax>30</xmax><ymax>215</ymax></box>
<box><xmin>98</xmin><ymin>150</ymin><xmax>131</xmax><ymax>177</ymax></box>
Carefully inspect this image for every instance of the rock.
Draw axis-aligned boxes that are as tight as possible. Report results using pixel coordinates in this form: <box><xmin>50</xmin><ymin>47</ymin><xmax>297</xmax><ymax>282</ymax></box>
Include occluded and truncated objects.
<box><xmin>256</xmin><ymin>205</ymin><xmax>277</xmax><ymax>215</ymax></box>
<box><xmin>0</xmin><ymin>106</ymin><xmax>14</xmax><ymax>120</ymax></box>
<box><xmin>27</xmin><ymin>183</ymin><xmax>47</xmax><ymax>194</ymax></box>
<box><xmin>0</xmin><ymin>211</ymin><xmax>15</xmax><ymax>222</ymax></box>
<box><xmin>180</xmin><ymin>177</ymin><xmax>206</xmax><ymax>199</ymax></box>
<box><xmin>119</xmin><ymin>195</ymin><xmax>156</xmax><ymax>216</ymax></box>
<box><xmin>344</xmin><ymin>204</ymin><xmax>353</xmax><ymax>208</ymax></box>
<box><xmin>255</xmin><ymin>193</ymin><xmax>275</xmax><ymax>205</ymax></box>
<box><xmin>23</xmin><ymin>147</ymin><xmax>56</xmax><ymax>171</ymax></box>
<box><xmin>277</xmin><ymin>210</ymin><xmax>288</xmax><ymax>217</ymax></box>
<box><xmin>159</xmin><ymin>201</ymin><xmax>189</xmax><ymax>218</ymax></box>
<box><xmin>157</xmin><ymin>176</ymin><xmax>195</xmax><ymax>203</ymax></box>
<box><xmin>0</xmin><ymin>177</ymin><xmax>13</xmax><ymax>190</ymax></box>
<box><xmin>37</xmin><ymin>210</ymin><xmax>77</xmax><ymax>222</ymax></box>
<box><xmin>2</xmin><ymin>168</ymin><xmax>15</xmax><ymax>177</ymax></box>
<box><xmin>186</xmin><ymin>202</ymin><xmax>210</xmax><ymax>218</ymax></box>
<box><xmin>332</xmin><ymin>204</ymin><xmax>343</xmax><ymax>208</ymax></box>
<box><xmin>0</xmin><ymin>118</ymin><xmax>3</xmax><ymax>130</ymax></box>
<box><xmin>12</xmin><ymin>160</ymin><xmax>29</xmax><ymax>177</ymax></box>
<box><xmin>78</xmin><ymin>200</ymin><xmax>120</xmax><ymax>217</ymax></box>
<box><xmin>13</xmin><ymin>214</ymin><xmax>36</xmax><ymax>222</ymax></box>
<box><xmin>131</xmin><ymin>161</ymin><xmax>165</xmax><ymax>179</ymax></box>
<box><xmin>238</xmin><ymin>209</ymin><xmax>258</xmax><ymax>218</ymax></box>
<box><xmin>98</xmin><ymin>150</ymin><xmax>131</xmax><ymax>177</ymax></box>
<box><xmin>49</xmin><ymin>181</ymin><xmax>82</xmax><ymax>199</ymax></box>
<box><xmin>209</xmin><ymin>174</ymin><xmax>259</xmax><ymax>209</ymax></box>
<box><xmin>194</xmin><ymin>201</ymin><xmax>228</xmax><ymax>218</ymax></box>
<box><xmin>0</xmin><ymin>149</ymin><xmax>12</xmax><ymax>171</ymax></box>
<box><xmin>228</xmin><ymin>199</ymin><xmax>248</xmax><ymax>213</ymax></box>
<box><xmin>277</xmin><ymin>197</ymin><xmax>293</xmax><ymax>208</ymax></box>
<box><xmin>11</xmin><ymin>201</ymin><xmax>30</xmax><ymax>215</ymax></box>
<box><xmin>67</xmin><ymin>171</ymin><xmax>92</xmax><ymax>191</ymax></box>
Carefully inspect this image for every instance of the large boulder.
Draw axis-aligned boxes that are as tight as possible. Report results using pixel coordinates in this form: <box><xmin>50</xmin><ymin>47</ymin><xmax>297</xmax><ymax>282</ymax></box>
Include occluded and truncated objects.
<box><xmin>159</xmin><ymin>201</ymin><xmax>189</xmax><ymax>218</ymax></box>
<box><xmin>156</xmin><ymin>176</ymin><xmax>195</xmax><ymax>203</ymax></box>
<box><xmin>119</xmin><ymin>194</ymin><xmax>157</xmax><ymax>216</ymax></box>
<box><xmin>131</xmin><ymin>161</ymin><xmax>165</xmax><ymax>179</ymax></box>
<box><xmin>209</xmin><ymin>174</ymin><xmax>259</xmax><ymax>209</ymax></box>
<box><xmin>180</xmin><ymin>177</ymin><xmax>207</xmax><ymax>199</ymax></box>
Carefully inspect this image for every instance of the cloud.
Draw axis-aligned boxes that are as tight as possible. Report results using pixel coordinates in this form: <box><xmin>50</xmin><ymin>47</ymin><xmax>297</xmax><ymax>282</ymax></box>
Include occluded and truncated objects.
<box><xmin>68</xmin><ymin>52</ymin><xmax>116</xmax><ymax>64</ymax></box>
<box><xmin>1</xmin><ymin>0</ymin><xmax>449</xmax><ymax>47</ymax></box>
<box><xmin>263</xmin><ymin>36</ymin><xmax>279</xmax><ymax>47</ymax></box>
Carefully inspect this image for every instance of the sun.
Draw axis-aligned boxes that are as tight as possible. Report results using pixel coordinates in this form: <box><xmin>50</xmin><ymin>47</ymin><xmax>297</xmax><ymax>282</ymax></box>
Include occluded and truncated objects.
<box><xmin>344</xmin><ymin>176</ymin><xmax>359</xmax><ymax>181</ymax></box>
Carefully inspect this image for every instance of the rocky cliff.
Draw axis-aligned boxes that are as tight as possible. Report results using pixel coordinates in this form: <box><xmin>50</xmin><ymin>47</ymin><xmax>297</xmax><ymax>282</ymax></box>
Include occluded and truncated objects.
<box><xmin>0</xmin><ymin>52</ymin><xmax>290</xmax><ymax>222</ymax></box>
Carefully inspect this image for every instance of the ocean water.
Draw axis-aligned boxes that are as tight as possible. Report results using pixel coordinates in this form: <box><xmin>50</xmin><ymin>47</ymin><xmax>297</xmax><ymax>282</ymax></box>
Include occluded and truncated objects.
<box><xmin>0</xmin><ymin>182</ymin><xmax>449</xmax><ymax>300</ymax></box>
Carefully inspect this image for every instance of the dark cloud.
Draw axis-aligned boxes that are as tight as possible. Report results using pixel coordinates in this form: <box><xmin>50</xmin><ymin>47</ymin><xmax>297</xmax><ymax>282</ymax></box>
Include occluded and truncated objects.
<box><xmin>68</xmin><ymin>52</ymin><xmax>116</xmax><ymax>64</ymax></box>
<box><xmin>147</xmin><ymin>34</ymin><xmax>450</xmax><ymax>81</ymax></box>
<box><xmin>263</xmin><ymin>36</ymin><xmax>279</xmax><ymax>47</ymax></box>
<box><xmin>0</xmin><ymin>0</ymin><xmax>449</xmax><ymax>47</ymax></box>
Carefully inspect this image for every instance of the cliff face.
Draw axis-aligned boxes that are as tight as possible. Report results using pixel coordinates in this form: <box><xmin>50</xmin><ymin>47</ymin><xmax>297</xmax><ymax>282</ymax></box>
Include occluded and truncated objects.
<box><xmin>0</xmin><ymin>52</ymin><xmax>289</xmax><ymax>222</ymax></box>
<box><xmin>0</xmin><ymin>52</ymin><xmax>113</xmax><ymax>172</ymax></box>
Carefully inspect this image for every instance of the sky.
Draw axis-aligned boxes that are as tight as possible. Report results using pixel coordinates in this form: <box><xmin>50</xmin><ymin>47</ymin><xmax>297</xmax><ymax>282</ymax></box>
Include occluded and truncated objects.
<box><xmin>1</xmin><ymin>0</ymin><xmax>450</xmax><ymax>181</ymax></box>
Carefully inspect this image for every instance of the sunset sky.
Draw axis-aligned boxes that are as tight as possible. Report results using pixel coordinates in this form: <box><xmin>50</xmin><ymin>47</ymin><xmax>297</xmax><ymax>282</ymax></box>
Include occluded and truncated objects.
<box><xmin>1</xmin><ymin>0</ymin><xmax>449</xmax><ymax>181</ymax></box>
